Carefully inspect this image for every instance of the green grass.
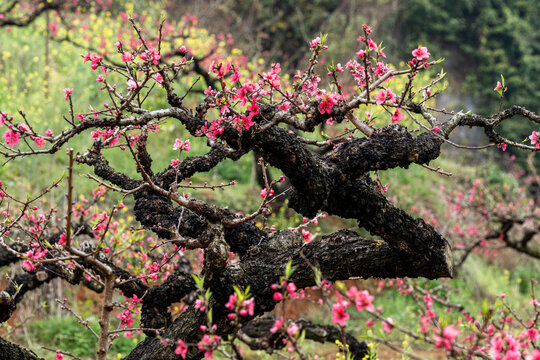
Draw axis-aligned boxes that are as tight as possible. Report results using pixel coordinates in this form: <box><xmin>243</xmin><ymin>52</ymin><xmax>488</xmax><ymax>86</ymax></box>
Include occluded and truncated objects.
<box><xmin>15</xmin><ymin>315</ymin><xmax>143</xmax><ymax>359</ymax></box>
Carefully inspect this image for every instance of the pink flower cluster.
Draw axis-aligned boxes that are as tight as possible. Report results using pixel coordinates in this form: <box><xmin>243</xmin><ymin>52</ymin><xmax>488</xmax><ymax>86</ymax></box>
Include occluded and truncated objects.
<box><xmin>83</xmin><ymin>52</ymin><xmax>103</xmax><ymax>70</ymax></box>
<box><xmin>319</xmin><ymin>93</ymin><xmax>341</xmax><ymax>115</ymax></box>
<box><xmin>116</xmin><ymin>308</ymin><xmax>135</xmax><ymax>327</ymax></box>
<box><xmin>434</xmin><ymin>325</ymin><xmax>460</xmax><ymax>350</ymax></box>
<box><xmin>346</xmin><ymin>286</ymin><xmax>375</xmax><ymax>312</ymax></box>
<box><xmin>374</xmin><ymin>88</ymin><xmax>396</xmax><ymax>105</ymax></box>
<box><xmin>173</xmin><ymin>138</ymin><xmax>191</xmax><ymax>151</ymax></box>
<box><xmin>175</xmin><ymin>339</ymin><xmax>188</xmax><ymax>359</ymax></box>
<box><xmin>529</xmin><ymin>131</ymin><xmax>540</xmax><ymax>149</ymax></box>
<box><xmin>225</xmin><ymin>292</ymin><xmax>255</xmax><ymax>320</ymax></box>
<box><xmin>197</xmin><ymin>334</ymin><xmax>220</xmax><ymax>359</ymax></box>
<box><xmin>22</xmin><ymin>246</ymin><xmax>48</xmax><ymax>272</ymax></box>
<box><xmin>139</xmin><ymin>48</ymin><xmax>161</xmax><ymax>65</ymax></box>
<box><xmin>3</xmin><ymin>130</ymin><xmax>20</xmax><ymax>147</ymax></box>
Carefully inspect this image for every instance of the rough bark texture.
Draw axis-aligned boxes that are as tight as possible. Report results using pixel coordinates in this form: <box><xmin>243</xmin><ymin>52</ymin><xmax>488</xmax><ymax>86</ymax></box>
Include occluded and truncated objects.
<box><xmin>0</xmin><ymin>337</ymin><xmax>43</xmax><ymax>360</ymax></box>
<box><xmin>2</xmin><ymin>99</ymin><xmax>455</xmax><ymax>359</ymax></box>
<box><xmin>240</xmin><ymin>316</ymin><xmax>369</xmax><ymax>359</ymax></box>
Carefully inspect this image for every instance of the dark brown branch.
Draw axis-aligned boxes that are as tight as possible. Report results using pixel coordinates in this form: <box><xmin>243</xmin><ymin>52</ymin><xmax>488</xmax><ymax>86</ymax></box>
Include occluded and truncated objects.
<box><xmin>0</xmin><ymin>0</ymin><xmax>61</xmax><ymax>27</ymax></box>
<box><xmin>239</xmin><ymin>316</ymin><xmax>368</xmax><ymax>359</ymax></box>
<box><xmin>125</xmin><ymin>229</ymin><xmax>451</xmax><ymax>359</ymax></box>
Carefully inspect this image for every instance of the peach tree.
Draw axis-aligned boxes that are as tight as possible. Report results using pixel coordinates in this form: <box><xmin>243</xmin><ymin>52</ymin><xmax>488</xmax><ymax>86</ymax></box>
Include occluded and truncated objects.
<box><xmin>0</xmin><ymin>3</ymin><xmax>539</xmax><ymax>359</ymax></box>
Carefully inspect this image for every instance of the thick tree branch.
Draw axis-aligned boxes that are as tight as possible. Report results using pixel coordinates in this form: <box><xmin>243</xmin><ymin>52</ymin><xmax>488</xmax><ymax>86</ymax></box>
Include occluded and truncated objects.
<box><xmin>238</xmin><ymin>316</ymin><xmax>369</xmax><ymax>359</ymax></box>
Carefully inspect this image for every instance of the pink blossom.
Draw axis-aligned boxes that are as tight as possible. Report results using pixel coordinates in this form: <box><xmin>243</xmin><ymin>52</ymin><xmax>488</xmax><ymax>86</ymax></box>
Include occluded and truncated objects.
<box><xmin>412</xmin><ymin>46</ymin><xmax>430</xmax><ymax>61</ymax></box>
<box><xmin>385</xmin><ymin>89</ymin><xmax>397</xmax><ymax>103</ymax></box>
<box><xmin>239</xmin><ymin>297</ymin><xmax>255</xmax><ymax>317</ymax></box>
<box><xmin>127</xmin><ymin>79</ymin><xmax>139</xmax><ymax>89</ymax></box>
<box><xmin>194</xmin><ymin>298</ymin><xmax>206</xmax><ymax>311</ymax></box>
<box><xmin>301</xmin><ymin>229</ymin><xmax>311</xmax><ymax>243</ymax></box>
<box><xmin>173</xmin><ymin>138</ymin><xmax>190</xmax><ymax>151</ymax></box>
<box><xmin>225</xmin><ymin>293</ymin><xmax>237</xmax><ymax>310</ymax></box>
<box><xmin>260</xmin><ymin>188</ymin><xmax>274</xmax><ymax>198</ymax></box>
<box><xmin>494</xmin><ymin>81</ymin><xmax>502</xmax><ymax>91</ymax></box>
<box><xmin>149</xmin><ymin>48</ymin><xmax>160</xmax><ymax>65</ymax></box>
<box><xmin>175</xmin><ymin>339</ymin><xmax>188</xmax><ymax>358</ymax></box>
<box><xmin>230</xmin><ymin>70</ymin><xmax>240</xmax><ymax>83</ymax></box>
<box><xmin>346</xmin><ymin>287</ymin><xmax>375</xmax><ymax>312</ymax></box>
<box><xmin>319</xmin><ymin>99</ymin><xmax>335</xmax><ymax>114</ymax></box>
<box><xmin>121</xmin><ymin>52</ymin><xmax>133</xmax><ymax>62</ymax></box>
<box><xmin>114</xmin><ymin>41</ymin><xmax>121</xmax><ymax>48</ymax></box>
<box><xmin>96</xmin><ymin>75</ymin><xmax>104</xmax><ymax>82</ymax></box>
<box><xmin>117</xmin><ymin>309</ymin><xmax>135</xmax><ymax>328</ymax></box>
<box><xmin>356</xmin><ymin>50</ymin><xmax>366</xmax><ymax>58</ymax></box>
<box><xmin>0</xmin><ymin>112</ymin><xmax>7</xmax><ymax>127</ymax></box>
<box><xmin>366</xmin><ymin>39</ymin><xmax>377</xmax><ymax>51</ymax></box>
<box><xmin>434</xmin><ymin>325</ymin><xmax>459</xmax><ymax>350</ymax></box>
<box><xmin>433</xmin><ymin>126</ymin><xmax>440</xmax><ymax>132</ymax></box>
<box><xmin>270</xmin><ymin>317</ymin><xmax>283</xmax><ymax>333</ymax></box>
<box><xmin>374</xmin><ymin>90</ymin><xmax>386</xmax><ymax>105</ymax></box>
<box><xmin>525</xmin><ymin>328</ymin><xmax>538</xmax><ymax>341</ymax></box>
<box><xmin>22</xmin><ymin>260</ymin><xmax>35</xmax><ymax>272</ymax></box>
<box><xmin>529</xmin><ymin>131</ymin><xmax>540</xmax><ymax>149</ymax></box>
<box><xmin>153</xmin><ymin>73</ymin><xmax>163</xmax><ymax>84</ymax></box>
<box><xmin>391</xmin><ymin>107</ymin><xmax>404</xmax><ymax>123</ymax></box>
<box><xmin>56</xmin><ymin>350</ymin><xmax>63</xmax><ymax>360</ymax></box>
<box><xmin>18</xmin><ymin>123</ymin><xmax>29</xmax><ymax>133</ymax></box>
<box><xmin>374</xmin><ymin>88</ymin><xmax>396</xmax><ymax>105</ymax></box>
<box><xmin>310</xmin><ymin>37</ymin><xmax>321</xmax><ymax>49</ymax></box>
<box><xmin>531</xmin><ymin>298</ymin><xmax>540</xmax><ymax>306</ymax></box>
<box><xmin>197</xmin><ymin>334</ymin><xmax>219</xmax><ymax>359</ymax></box>
<box><xmin>526</xmin><ymin>349</ymin><xmax>540</xmax><ymax>360</ymax></box>
<box><xmin>287</xmin><ymin>282</ymin><xmax>297</xmax><ymax>294</ymax></box>
<box><xmin>63</xmin><ymin>88</ymin><xmax>73</xmax><ymax>101</ymax></box>
<box><xmin>3</xmin><ymin>130</ymin><xmax>20</xmax><ymax>147</ymax></box>
<box><xmin>382</xmin><ymin>317</ymin><xmax>394</xmax><ymax>333</ymax></box>
<box><xmin>331</xmin><ymin>295</ymin><xmax>350</xmax><ymax>327</ymax></box>
<box><xmin>287</xmin><ymin>322</ymin><xmax>299</xmax><ymax>336</ymax></box>
<box><xmin>34</xmin><ymin>137</ymin><xmax>45</xmax><ymax>148</ymax></box>
<box><xmin>90</xmin><ymin>54</ymin><xmax>103</xmax><ymax>70</ymax></box>
<box><xmin>22</xmin><ymin>247</ymin><xmax>48</xmax><ymax>272</ymax></box>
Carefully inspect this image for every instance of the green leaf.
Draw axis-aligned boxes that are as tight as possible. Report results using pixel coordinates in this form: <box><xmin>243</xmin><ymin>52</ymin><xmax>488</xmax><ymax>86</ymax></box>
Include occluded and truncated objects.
<box><xmin>285</xmin><ymin>260</ymin><xmax>295</xmax><ymax>279</ymax></box>
<box><xmin>192</xmin><ymin>274</ymin><xmax>205</xmax><ymax>289</ymax></box>
<box><xmin>298</xmin><ymin>329</ymin><xmax>306</xmax><ymax>345</ymax></box>
<box><xmin>14</xmin><ymin>283</ymin><xmax>23</xmax><ymax>294</ymax></box>
<box><xmin>482</xmin><ymin>299</ymin><xmax>489</xmax><ymax>314</ymax></box>
<box><xmin>336</xmin><ymin>281</ymin><xmax>347</xmax><ymax>293</ymax></box>
<box><xmin>312</xmin><ymin>267</ymin><xmax>322</xmax><ymax>286</ymax></box>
